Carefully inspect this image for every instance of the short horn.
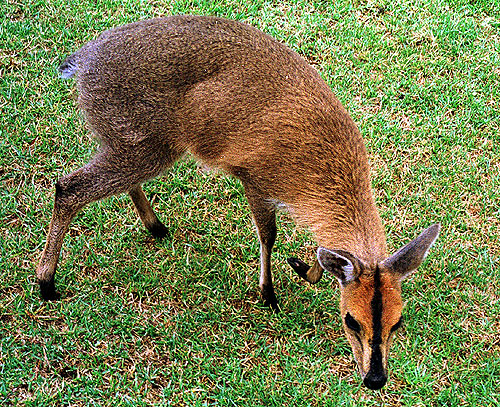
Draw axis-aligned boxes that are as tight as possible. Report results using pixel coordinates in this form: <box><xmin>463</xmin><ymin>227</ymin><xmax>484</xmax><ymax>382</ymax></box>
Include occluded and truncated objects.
<box><xmin>287</xmin><ymin>258</ymin><xmax>324</xmax><ymax>284</ymax></box>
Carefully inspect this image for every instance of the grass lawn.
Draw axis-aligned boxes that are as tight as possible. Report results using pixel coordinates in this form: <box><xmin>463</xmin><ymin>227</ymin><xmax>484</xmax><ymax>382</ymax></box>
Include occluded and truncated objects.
<box><xmin>2</xmin><ymin>0</ymin><xmax>499</xmax><ymax>405</ymax></box>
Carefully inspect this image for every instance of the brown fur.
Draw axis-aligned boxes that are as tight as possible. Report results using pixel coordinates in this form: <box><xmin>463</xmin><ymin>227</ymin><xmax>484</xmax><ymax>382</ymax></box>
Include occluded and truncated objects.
<box><xmin>37</xmin><ymin>16</ymin><xmax>440</xmax><ymax>389</ymax></box>
<box><xmin>340</xmin><ymin>272</ymin><xmax>403</xmax><ymax>379</ymax></box>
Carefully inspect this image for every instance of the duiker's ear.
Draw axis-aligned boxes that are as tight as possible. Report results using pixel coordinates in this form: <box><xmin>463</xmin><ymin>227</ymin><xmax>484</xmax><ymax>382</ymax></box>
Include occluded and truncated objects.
<box><xmin>317</xmin><ymin>247</ymin><xmax>363</xmax><ymax>285</ymax></box>
<box><xmin>382</xmin><ymin>223</ymin><xmax>441</xmax><ymax>280</ymax></box>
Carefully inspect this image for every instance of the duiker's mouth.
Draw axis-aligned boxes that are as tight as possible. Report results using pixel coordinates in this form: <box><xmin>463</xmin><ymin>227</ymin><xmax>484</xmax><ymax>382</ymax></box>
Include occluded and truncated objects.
<box><xmin>363</xmin><ymin>372</ymin><xmax>387</xmax><ymax>390</ymax></box>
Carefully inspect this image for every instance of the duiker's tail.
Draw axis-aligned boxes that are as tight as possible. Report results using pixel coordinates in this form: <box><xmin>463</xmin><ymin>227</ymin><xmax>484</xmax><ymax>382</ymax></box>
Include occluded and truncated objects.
<box><xmin>59</xmin><ymin>53</ymin><xmax>79</xmax><ymax>79</ymax></box>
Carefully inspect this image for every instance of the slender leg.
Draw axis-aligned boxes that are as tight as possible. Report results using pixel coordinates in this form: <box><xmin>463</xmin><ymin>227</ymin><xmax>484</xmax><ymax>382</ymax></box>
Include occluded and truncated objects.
<box><xmin>36</xmin><ymin>152</ymin><xmax>166</xmax><ymax>300</ymax></box>
<box><xmin>245</xmin><ymin>187</ymin><xmax>278</xmax><ymax>311</ymax></box>
<box><xmin>129</xmin><ymin>185</ymin><xmax>168</xmax><ymax>238</ymax></box>
<box><xmin>36</xmin><ymin>197</ymin><xmax>75</xmax><ymax>301</ymax></box>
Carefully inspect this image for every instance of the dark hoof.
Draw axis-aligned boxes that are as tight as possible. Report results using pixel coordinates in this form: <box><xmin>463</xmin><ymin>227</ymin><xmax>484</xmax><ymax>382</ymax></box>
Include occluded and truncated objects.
<box><xmin>39</xmin><ymin>280</ymin><xmax>61</xmax><ymax>301</ymax></box>
<box><xmin>261</xmin><ymin>285</ymin><xmax>280</xmax><ymax>313</ymax></box>
<box><xmin>148</xmin><ymin>221</ymin><xmax>169</xmax><ymax>239</ymax></box>
<box><xmin>287</xmin><ymin>257</ymin><xmax>311</xmax><ymax>280</ymax></box>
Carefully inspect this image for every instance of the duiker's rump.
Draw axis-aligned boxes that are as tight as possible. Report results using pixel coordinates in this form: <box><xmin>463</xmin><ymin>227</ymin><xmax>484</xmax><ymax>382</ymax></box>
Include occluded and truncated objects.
<box><xmin>38</xmin><ymin>15</ymin><xmax>440</xmax><ymax>389</ymax></box>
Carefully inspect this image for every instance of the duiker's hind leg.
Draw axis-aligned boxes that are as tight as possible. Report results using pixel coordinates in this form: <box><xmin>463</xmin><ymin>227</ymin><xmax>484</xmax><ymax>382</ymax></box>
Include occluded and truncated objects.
<box><xmin>129</xmin><ymin>185</ymin><xmax>168</xmax><ymax>239</ymax></box>
<box><xmin>36</xmin><ymin>151</ymin><xmax>171</xmax><ymax>301</ymax></box>
<box><xmin>245</xmin><ymin>187</ymin><xmax>278</xmax><ymax>312</ymax></box>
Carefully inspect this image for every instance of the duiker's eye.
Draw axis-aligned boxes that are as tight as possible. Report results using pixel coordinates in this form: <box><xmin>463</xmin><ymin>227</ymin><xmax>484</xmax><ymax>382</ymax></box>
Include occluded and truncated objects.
<box><xmin>345</xmin><ymin>312</ymin><xmax>361</xmax><ymax>333</ymax></box>
<box><xmin>390</xmin><ymin>316</ymin><xmax>403</xmax><ymax>332</ymax></box>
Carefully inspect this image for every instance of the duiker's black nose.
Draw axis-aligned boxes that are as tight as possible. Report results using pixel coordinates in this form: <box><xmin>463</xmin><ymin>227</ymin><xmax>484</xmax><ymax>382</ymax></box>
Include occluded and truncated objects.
<box><xmin>363</xmin><ymin>372</ymin><xmax>387</xmax><ymax>390</ymax></box>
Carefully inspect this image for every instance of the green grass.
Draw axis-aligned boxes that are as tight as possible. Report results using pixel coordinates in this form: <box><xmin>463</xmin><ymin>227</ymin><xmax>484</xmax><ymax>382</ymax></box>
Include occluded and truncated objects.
<box><xmin>2</xmin><ymin>0</ymin><xmax>499</xmax><ymax>405</ymax></box>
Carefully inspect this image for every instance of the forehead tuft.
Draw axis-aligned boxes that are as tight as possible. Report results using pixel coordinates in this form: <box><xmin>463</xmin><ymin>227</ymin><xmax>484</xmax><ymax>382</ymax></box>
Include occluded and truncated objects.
<box><xmin>341</xmin><ymin>270</ymin><xmax>403</xmax><ymax>326</ymax></box>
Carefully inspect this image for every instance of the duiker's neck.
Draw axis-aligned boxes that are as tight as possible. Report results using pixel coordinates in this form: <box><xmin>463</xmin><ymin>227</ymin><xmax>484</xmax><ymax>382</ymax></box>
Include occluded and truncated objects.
<box><xmin>313</xmin><ymin>198</ymin><xmax>388</xmax><ymax>265</ymax></box>
<box><xmin>290</xmin><ymin>174</ymin><xmax>388</xmax><ymax>265</ymax></box>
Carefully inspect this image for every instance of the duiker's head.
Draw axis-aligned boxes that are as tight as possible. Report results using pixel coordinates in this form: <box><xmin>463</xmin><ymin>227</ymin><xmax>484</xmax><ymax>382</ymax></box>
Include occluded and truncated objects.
<box><xmin>288</xmin><ymin>224</ymin><xmax>440</xmax><ymax>390</ymax></box>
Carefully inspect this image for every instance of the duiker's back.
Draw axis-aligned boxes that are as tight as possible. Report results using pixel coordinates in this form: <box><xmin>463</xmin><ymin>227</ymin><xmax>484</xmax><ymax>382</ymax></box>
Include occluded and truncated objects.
<box><xmin>69</xmin><ymin>15</ymin><xmax>320</xmax><ymax>149</ymax></box>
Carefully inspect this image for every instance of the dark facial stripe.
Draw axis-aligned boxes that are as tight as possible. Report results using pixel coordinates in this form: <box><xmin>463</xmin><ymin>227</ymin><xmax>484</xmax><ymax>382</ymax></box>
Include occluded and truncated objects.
<box><xmin>368</xmin><ymin>266</ymin><xmax>384</xmax><ymax>375</ymax></box>
<box><xmin>371</xmin><ymin>266</ymin><xmax>383</xmax><ymax>346</ymax></box>
<box><xmin>369</xmin><ymin>343</ymin><xmax>383</xmax><ymax>374</ymax></box>
<box><xmin>364</xmin><ymin>266</ymin><xmax>388</xmax><ymax>388</ymax></box>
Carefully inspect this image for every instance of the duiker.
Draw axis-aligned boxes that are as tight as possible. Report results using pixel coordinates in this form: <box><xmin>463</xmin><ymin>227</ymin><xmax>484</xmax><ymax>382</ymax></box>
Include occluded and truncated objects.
<box><xmin>37</xmin><ymin>15</ymin><xmax>440</xmax><ymax>389</ymax></box>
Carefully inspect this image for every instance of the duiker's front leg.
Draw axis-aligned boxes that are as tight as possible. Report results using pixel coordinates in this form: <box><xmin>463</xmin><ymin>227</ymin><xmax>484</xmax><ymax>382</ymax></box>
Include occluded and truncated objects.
<box><xmin>129</xmin><ymin>185</ymin><xmax>168</xmax><ymax>239</ymax></box>
<box><xmin>245</xmin><ymin>188</ymin><xmax>278</xmax><ymax>311</ymax></box>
